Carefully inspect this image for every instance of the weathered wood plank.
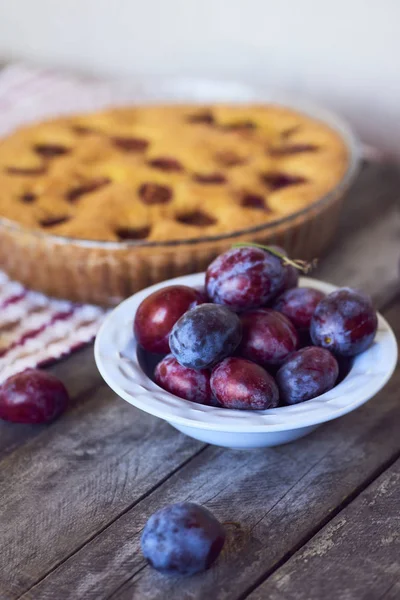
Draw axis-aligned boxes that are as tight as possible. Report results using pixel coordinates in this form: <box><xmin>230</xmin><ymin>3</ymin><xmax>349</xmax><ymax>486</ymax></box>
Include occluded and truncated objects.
<box><xmin>0</xmin><ymin>383</ymin><xmax>204</xmax><ymax>598</ymax></box>
<box><xmin>314</xmin><ymin>162</ymin><xmax>400</xmax><ymax>305</ymax></box>
<box><xmin>381</xmin><ymin>580</ymin><xmax>400</xmax><ymax>600</ymax></box>
<box><xmin>315</xmin><ymin>205</ymin><xmax>400</xmax><ymax>306</ymax></box>
<box><xmin>247</xmin><ymin>459</ymin><xmax>400</xmax><ymax>600</ymax></box>
<box><xmin>336</xmin><ymin>161</ymin><xmax>398</xmax><ymax>237</ymax></box>
<box><xmin>20</xmin><ymin>300</ymin><xmax>400</xmax><ymax>600</ymax></box>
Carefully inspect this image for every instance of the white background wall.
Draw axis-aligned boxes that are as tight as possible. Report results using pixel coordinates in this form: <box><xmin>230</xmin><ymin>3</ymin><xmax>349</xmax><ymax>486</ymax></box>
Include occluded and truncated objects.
<box><xmin>0</xmin><ymin>0</ymin><xmax>399</xmax><ymax>157</ymax></box>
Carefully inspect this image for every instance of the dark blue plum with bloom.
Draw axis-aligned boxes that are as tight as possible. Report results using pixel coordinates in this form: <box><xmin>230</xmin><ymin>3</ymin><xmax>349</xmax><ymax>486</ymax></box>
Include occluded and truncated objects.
<box><xmin>141</xmin><ymin>502</ymin><xmax>226</xmax><ymax>576</ymax></box>
<box><xmin>169</xmin><ymin>303</ymin><xmax>242</xmax><ymax>369</ymax></box>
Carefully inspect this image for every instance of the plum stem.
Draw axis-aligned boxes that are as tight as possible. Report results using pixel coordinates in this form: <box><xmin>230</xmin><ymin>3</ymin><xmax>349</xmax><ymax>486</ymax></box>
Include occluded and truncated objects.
<box><xmin>232</xmin><ymin>242</ymin><xmax>317</xmax><ymax>274</ymax></box>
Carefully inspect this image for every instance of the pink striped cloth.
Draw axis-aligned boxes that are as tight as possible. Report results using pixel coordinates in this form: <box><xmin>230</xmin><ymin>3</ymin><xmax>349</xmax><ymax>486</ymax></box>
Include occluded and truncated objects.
<box><xmin>0</xmin><ymin>273</ymin><xmax>104</xmax><ymax>381</ymax></box>
<box><xmin>0</xmin><ymin>64</ymin><xmax>140</xmax><ymax>382</ymax></box>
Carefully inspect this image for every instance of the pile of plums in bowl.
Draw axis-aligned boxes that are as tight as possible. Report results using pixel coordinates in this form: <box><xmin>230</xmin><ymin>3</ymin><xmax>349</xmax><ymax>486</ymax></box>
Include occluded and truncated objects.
<box><xmin>133</xmin><ymin>245</ymin><xmax>379</xmax><ymax>410</ymax></box>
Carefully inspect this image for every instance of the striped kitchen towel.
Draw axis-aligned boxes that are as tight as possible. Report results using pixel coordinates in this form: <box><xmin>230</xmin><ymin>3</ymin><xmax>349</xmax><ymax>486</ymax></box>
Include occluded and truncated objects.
<box><xmin>0</xmin><ymin>273</ymin><xmax>104</xmax><ymax>382</ymax></box>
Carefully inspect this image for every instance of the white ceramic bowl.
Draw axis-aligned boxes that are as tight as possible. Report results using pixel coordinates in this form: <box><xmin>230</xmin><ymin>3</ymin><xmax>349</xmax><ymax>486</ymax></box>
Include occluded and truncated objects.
<box><xmin>95</xmin><ymin>274</ymin><xmax>397</xmax><ymax>449</ymax></box>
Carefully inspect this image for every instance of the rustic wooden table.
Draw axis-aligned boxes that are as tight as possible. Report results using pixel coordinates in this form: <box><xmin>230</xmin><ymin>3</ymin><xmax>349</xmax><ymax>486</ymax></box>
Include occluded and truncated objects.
<box><xmin>1</xmin><ymin>162</ymin><xmax>399</xmax><ymax>600</ymax></box>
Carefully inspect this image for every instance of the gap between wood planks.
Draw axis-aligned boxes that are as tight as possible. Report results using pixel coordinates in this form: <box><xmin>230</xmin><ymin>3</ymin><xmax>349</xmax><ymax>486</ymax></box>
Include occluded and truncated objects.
<box><xmin>100</xmin><ymin>442</ymin><xmax>400</xmax><ymax>600</ymax></box>
<box><xmin>9</xmin><ymin>445</ymin><xmax>208</xmax><ymax>600</ymax></box>
<box><xmin>245</xmin><ymin>458</ymin><xmax>400</xmax><ymax>600</ymax></box>
<box><xmin>236</xmin><ymin>451</ymin><xmax>400</xmax><ymax>600</ymax></box>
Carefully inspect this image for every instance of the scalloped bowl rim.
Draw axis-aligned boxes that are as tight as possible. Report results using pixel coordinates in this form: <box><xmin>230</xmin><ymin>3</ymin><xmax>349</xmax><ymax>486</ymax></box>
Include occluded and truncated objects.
<box><xmin>94</xmin><ymin>273</ymin><xmax>397</xmax><ymax>432</ymax></box>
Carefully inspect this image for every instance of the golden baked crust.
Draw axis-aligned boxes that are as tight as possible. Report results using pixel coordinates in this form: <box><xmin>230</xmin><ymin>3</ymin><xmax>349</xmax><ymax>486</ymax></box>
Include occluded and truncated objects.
<box><xmin>0</xmin><ymin>104</ymin><xmax>348</xmax><ymax>242</ymax></box>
